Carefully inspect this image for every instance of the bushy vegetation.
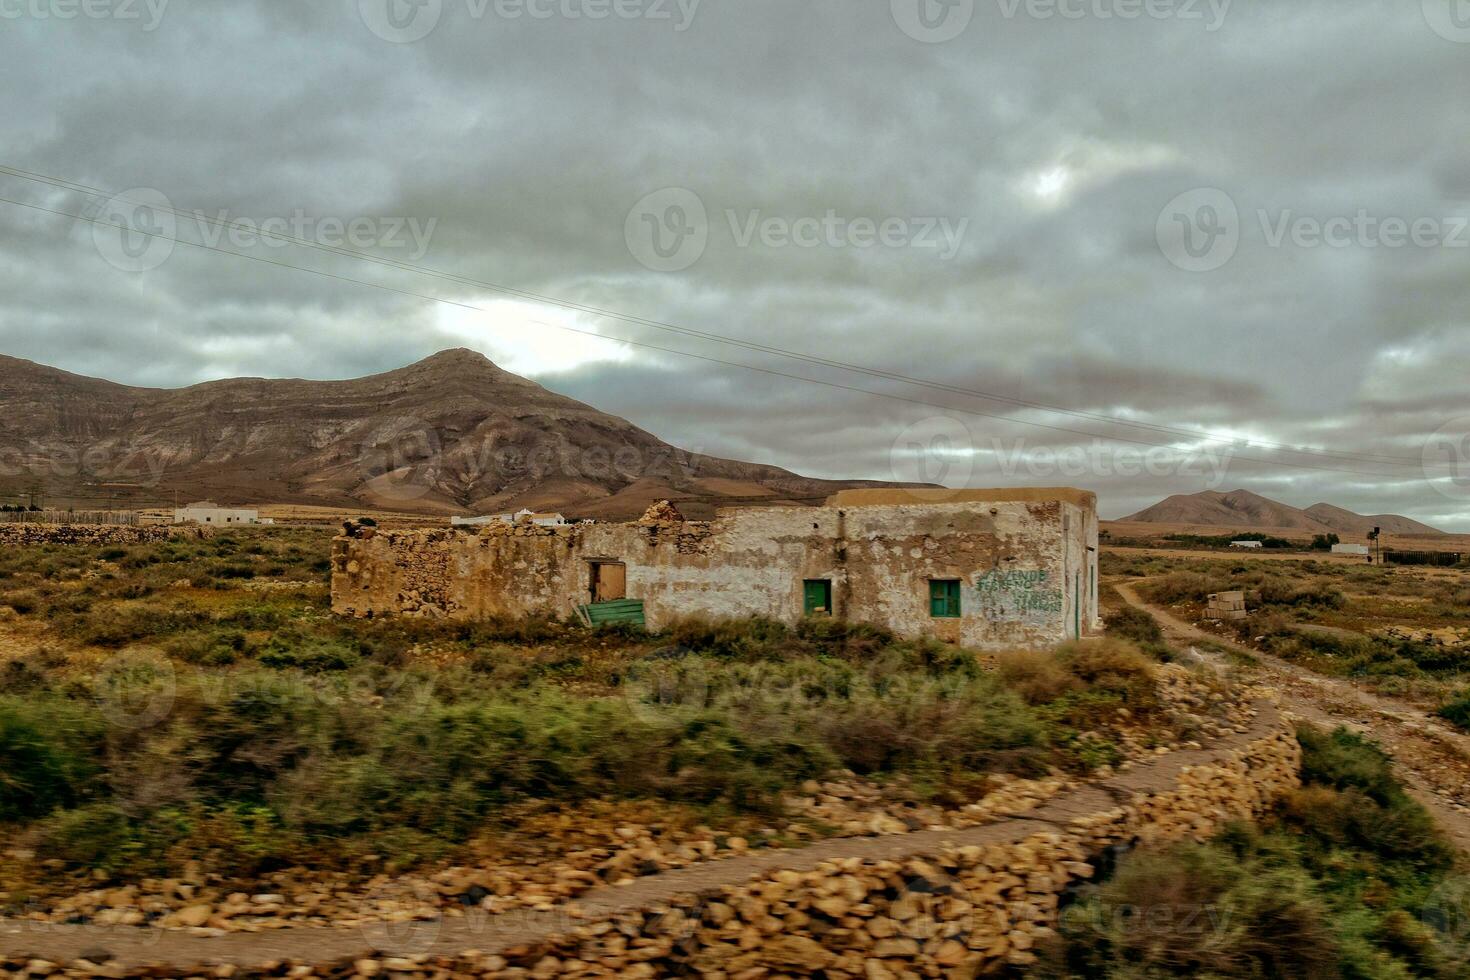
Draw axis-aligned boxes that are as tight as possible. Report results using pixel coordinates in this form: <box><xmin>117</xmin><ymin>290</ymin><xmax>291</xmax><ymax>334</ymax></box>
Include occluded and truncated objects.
<box><xmin>1161</xmin><ymin>531</ymin><xmax>1298</xmax><ymax>550</ymax></box>
<box><xmin>1104</xmin><ymin>601</ymin><xmax>1171</xmax><ymax>660</ymax></box>
<box><xmin>1435</xmin><ymin>689</ymin><xmax>1470</xmax><ymax>732</ymax></box>
<box><xmin>1251</xmin><ymin>621</ymin><xmax>1468</xmax><ymax>685</ymax></box>
<box><xmin>1035</xmin><ymin>726</ymin><xmax>1467</xmax><ymax>978</ymax></box>
<box><xmin>0</xmin><ymin>623</ymin><xmax>1180</xmax><ymax>878</ymax></box>
<box><xmin>0</xmin><ymin>531</ymin><xmax>1195</xmax><ymax>881</ymax></box>
<box><xmin>1120</xmin><ymin>553</ymin><xmax>1470</xmax><ymax>699</ymax></box>
<box><xmin>1145</xmin><ymin>568</ymin><xmax>1345</xmax><ymax>611</ymax></box>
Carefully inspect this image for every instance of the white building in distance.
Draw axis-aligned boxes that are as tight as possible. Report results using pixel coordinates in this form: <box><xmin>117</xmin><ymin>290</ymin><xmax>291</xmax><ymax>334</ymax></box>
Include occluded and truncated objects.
<box><xmin>452</xmin><ymin>509</ymin><xmax>566</xmax><ymax>528</ymax></box>
<box><xmin>174</xmin><ymin>502</ymin><xmax>268</xmax><ymax>525</ymax></box>
<box><xmin>1230</xmin><ymin>540</ymin><xmax>1264</xmax><ymax>549</ymax></box>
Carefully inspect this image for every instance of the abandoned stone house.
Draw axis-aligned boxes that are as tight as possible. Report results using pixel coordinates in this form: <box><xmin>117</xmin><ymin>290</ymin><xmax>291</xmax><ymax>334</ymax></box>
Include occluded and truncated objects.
<box><xmin>331</xmin><ymin>487</ymin><xmax>1101</xmax><ymax>649</ymax></box>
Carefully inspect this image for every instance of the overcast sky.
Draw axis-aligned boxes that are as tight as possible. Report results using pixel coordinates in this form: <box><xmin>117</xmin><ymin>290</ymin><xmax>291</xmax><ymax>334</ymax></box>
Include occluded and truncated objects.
<box><xmin>3</xmin><ymin>0</ymin><xmax>1469</xmax><ymax>527</ymax></box>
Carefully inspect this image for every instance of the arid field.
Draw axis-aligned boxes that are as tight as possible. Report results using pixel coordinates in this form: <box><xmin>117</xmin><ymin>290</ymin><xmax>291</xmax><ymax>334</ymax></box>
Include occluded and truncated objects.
<box><xmin>1</xmin><ymin>528</ymin><xmax>1468</xmax><ymax>977</ymax></box>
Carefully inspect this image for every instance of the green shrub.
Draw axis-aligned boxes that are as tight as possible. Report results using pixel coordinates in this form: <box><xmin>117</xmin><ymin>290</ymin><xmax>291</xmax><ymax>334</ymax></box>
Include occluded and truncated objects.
<box><xmin>1104</xmin><ymin>604</ymin><xmax>1171</xmax><ymax>659</ymax></box>
<box><xmin>1146</xmin><ymin>571</ymin><xmax>1221</xmax><ymax>605</ymax></box>
<box><xmin>1294</xmin><ymin>724</ymin><xmax>1452</xmax><ymax>868</ymax></box>
<box><xmin>994</xmin><ymin>651</ymin><xmax>1080</xmax><ymax>705</ymax></box>
<box><xmin>1436</xmin><ymin>690</ymin><xmax>1470</xmax><ymax>732</ymax></box>
<box><xmin>0</xmin><ymin>698</ymin><xmax>103</xmax><ymax>821</ymax></box>
<box><xmin>165</xmin><ymin>628</ymin><xmax>252</xmax><ymax>665</ymax></box>
<box><xmin>257</xmin><ymin>633</ymin><xmax>362</xmax><ymax>671</ymax></box>
<box><xmin>664</xmin><ymin>615</ymin><xmax>792</xmax><ymax>659</ymax></box>
<box><xmin>1037</xmin><ymin>727</ymin><xmax>1465</xmax><ymax>979</ymax></box>
<box><xmin>1058</xmin><ymin>640</ymin><xmax>1158</xmax><ymax>705</ymax></box>
<box><xmin>1040</xmin><ymin>839</ymin><xmax>1341</xmax><ymax>978</ymax></box>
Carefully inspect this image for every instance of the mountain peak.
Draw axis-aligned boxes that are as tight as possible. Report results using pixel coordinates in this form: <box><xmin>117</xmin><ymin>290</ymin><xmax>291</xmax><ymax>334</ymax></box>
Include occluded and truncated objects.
<box><xmin>0</xmin><ymin>350</ymin><xmax>883</xmax><ymax>520</ymax></box>
<box><xmin>1123</xmin><ymin>490</ymin><xmax>1445</xmax><ymax>535</ymax></box>
<box><xmin>418</xmin><ymin>348</ymin><xmax>499</xmax><ymax>368</ymax></box>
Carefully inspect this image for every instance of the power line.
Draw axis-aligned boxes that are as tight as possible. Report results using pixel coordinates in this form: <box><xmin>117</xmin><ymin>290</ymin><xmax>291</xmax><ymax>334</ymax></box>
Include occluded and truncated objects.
<box><xmin>0</xmin><ymin>164</ymin><xmax>1434</xmax><ymax>471</ymax></box>
<box><xmin>0</xmin><ymin>192</ymin><xmax>1436</xmax><ymax>482</ymax></box>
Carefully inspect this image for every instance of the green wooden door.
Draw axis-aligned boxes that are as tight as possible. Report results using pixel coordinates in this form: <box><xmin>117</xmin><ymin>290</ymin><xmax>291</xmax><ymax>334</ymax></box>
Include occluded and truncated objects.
<box><xmin>803</xmin><ymin>579</ymin><xmax>832</xmax><ymax>616</ymax></box>
<box><xmin>1074</xmin><ymin>576</ymin><xmax>1081</xmax><ymax>638</ymax></box>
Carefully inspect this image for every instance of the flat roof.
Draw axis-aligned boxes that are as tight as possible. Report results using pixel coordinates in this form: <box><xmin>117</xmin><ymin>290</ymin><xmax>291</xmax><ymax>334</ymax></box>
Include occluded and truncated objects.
<box><xmin>824</xmin><ymin>487</ymin><xmax>1096</xmax><ymax>510</ymax></box>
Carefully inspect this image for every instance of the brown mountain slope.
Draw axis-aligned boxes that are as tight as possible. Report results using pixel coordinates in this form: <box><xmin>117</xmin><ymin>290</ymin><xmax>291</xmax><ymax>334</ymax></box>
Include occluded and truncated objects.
<box><xmin>1303</xmin><ymin>502</ymin><xmax>1446</xmax><ymax>537</ymax></box>
<box><xmin>1122</xmin><ymin>489</ymin><xmax>1444</xmax><ymax>536</ymax></box>
<box><xmin>1122</xmin><ymin>489</ymin><xmax>1326</xmax><ymax>531</ymax></box>
<box><xmin>0</xmin><ymin>350</ymin><xmax>905</xmax><ymax>519</ymax></box>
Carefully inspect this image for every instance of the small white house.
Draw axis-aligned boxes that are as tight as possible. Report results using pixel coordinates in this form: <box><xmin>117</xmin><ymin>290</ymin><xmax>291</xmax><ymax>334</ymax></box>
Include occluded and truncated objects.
<box><xmin>1332</xmin><ymin>543</ymin><xmax>1371</xmax><ymax>557</ymax></box>
<box><xmin>1230</xmin><ymin>540</ymin><xmax>1264</xmax><ymax>549</ymax></box>
<box><xmin>451</xmin><ymin>513</ymin><xmax>515</xmax><ymax>527</ymax></box>
<box><xmin>174</xmin><ymin>502</ymin><xmax>264</xmax><ymax>525</ymax></box>
<box><xmin>452</xmin><ymin>509</ymin><xmax>566</xmax><ymax>528</ymax></box>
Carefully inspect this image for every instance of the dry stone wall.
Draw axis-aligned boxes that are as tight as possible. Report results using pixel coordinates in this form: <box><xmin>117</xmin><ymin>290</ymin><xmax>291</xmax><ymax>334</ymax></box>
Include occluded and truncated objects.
<box><xmin>0</xmin><ymin>524</ymin><xmax>212</xmax><ymax>547</ymax></box>
<box><xmin>0</xmin><ymin>701</ymin><xmax>1299</xmax><ymax>978</ymax></box>
<box><xmin>488</xmin><ymin>708</ymin><xmax>1301</xmax><ymax>977</ymax></box>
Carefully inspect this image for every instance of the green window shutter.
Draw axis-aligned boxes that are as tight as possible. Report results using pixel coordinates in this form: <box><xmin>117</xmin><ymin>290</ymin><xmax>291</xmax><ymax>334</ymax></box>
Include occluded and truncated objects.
<box><xmin>803</xmin><ymin>580</ymin><xmax>832</xmax><ymax>616</ymax></box>
<box><xmin>930</xmin><ymin>580</ymin><xmax>960</xmax><ymax>618</ymax></box>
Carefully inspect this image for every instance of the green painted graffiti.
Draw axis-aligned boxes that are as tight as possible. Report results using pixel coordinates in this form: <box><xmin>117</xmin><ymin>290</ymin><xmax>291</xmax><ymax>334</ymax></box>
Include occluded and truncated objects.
<box><xmin>971</xmin><ymin>568</ymin><xmax>1063</xmax><ymax>618</ymax></box>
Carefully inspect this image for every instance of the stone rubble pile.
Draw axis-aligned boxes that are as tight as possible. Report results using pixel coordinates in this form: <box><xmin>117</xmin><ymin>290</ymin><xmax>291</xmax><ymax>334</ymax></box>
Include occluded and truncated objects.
<box><xmin>636</xmin><ymin>501</ymin><xmax>685</xmax><ymax>526</ymax></box>
<box><xmin>1376</xmin><ymin>624</ymin><xmax>1470</xmax><ymax>647</ymax></box>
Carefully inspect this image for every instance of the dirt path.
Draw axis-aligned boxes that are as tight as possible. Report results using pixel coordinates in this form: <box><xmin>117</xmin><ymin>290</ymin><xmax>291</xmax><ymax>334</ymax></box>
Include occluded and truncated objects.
<box><xmin>1115</xmin><ymin>581</ymin><xmax>1470</xmax><ymax>853</ymax></box>
<box><xmin>0</xmin><ymin>703</ymin><xmax>1282</xmax><ymax>971</ymax></box>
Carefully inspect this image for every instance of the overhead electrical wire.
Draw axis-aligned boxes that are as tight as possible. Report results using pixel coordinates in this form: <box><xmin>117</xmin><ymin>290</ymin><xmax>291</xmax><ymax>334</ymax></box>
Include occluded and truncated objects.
<box><xmin>0</xmin><ymin>185</ymin><xmax>1444</xmax><ymax>483</ymax></box>
<box><xmin>0</xmin><ymin>165</ymin><xmax>1437</xmax><ymax>472</ymax></box>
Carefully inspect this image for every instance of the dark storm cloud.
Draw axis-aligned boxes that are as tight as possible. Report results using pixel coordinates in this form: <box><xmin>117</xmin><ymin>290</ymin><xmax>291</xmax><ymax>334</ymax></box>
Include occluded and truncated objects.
<box><xmin>2</xmin><ymin>0</ymin><xmax>1468</xmax><ymax>527</ymax></box>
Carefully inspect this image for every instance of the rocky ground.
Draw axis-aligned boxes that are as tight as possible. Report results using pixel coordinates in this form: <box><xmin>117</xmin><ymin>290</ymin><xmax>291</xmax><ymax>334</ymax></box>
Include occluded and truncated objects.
<box><xmin>1117</xmin><ymin>580</ymin><xmax>1470</xmax><ymax>854</ymax></box>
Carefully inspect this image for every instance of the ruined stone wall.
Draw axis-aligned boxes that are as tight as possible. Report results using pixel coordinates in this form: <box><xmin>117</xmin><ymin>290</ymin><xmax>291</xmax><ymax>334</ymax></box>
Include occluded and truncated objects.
<box><xmin>332</xmin><ymin>496</ymin><xmax>1100</xmax><ymax>648</ymax></box>
<box><xmin>414</xmin><ymin>707</ymin><xmax>1301</xmax><ymax>978</ymax></box>
<box><xmin>0</xmin><ymin>524</ymin><xmax>212</xmax><ymax>546</ymax></box>
<box><xmin>516</xmin><ymin>714</ymin><xmax>1301</xmax><ymax>977</ymax></box>
<box><xmin>0</xmin><ymin>699</ymin><xmax>1301</xmax><ymax>978</ymax></box>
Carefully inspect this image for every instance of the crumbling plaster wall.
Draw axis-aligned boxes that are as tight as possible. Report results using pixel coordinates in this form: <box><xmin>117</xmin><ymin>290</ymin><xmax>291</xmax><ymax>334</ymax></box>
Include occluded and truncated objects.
<box><xmin>332</xmin><ymin>496</ymin><xmax>1099</xmax><ymax>648</ymax></box>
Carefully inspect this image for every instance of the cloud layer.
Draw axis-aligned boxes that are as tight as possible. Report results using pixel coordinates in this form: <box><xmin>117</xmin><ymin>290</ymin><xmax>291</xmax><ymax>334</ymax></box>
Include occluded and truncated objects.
<box><xmin>3</xmin><ymin>0</ymin><xmax>1469</xmax><ymax>527</ymax></box>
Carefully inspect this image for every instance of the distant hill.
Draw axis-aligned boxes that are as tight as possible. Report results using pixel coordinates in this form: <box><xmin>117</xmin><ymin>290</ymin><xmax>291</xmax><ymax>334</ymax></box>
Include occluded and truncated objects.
<box><xmin>0</xmin><ymin>349</ymin><xmax>910</xmax><ymax>519</ymax></box>
<box><xmin>1122</xmin><ymin>489</ymin><xmax>1445</xmax><ymax>536</ymax></box>
<box><xmin>1302</xmin><ymin>502</ymin><xmax>1446</xmax><ymax>537</ymax></box>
